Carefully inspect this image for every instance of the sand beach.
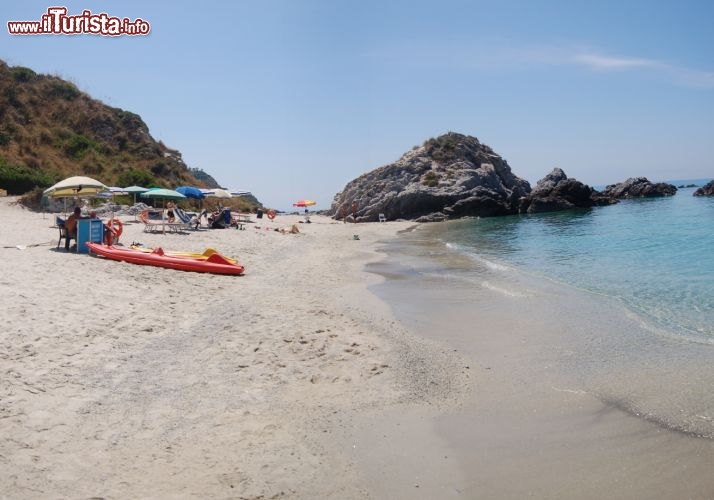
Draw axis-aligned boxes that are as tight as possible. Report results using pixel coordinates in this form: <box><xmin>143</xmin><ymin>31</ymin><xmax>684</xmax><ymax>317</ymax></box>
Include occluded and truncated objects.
<box><xmin>2</xmin><ymin>196</ymin><xmax>714</xmax><ymax>499</ymax></box>
<box><xmin>0</xmin><ymin>197</ymin><xmax>469</xmax><ymax>499</ymax></box>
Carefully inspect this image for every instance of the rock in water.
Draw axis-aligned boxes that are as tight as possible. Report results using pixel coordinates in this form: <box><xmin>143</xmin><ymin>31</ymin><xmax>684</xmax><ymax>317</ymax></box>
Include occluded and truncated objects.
<box><xmin>693</xmin><ymin>180</ymin><xmax>714</xmax><ymax>197</ymax></box>
<box><xmin>329</xmin><ymin>132</ymin><xmax>531</xmax><ymax>221</ymax></box>
<box><xmin>602</xmin><ymin>177</ymin><xmax>677</xmax><ymax>198</ymax></box>
<box><xmin>518</xmin><ymin>168</ymin><xmax>617</xmax><ymax>214</ymax></box>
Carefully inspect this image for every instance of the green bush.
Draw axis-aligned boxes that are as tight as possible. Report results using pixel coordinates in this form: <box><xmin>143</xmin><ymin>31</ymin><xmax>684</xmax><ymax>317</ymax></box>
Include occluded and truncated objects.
<box><xmin>117</xmin><ymin>167</ymin><xmax>156</xmax><ymax>188</ymax></box>
<box><xmin>62</xmin><ymin>134</ymin><xmax>98</xmax><ymax>159</ymax></box>
<box><xmin>422</xmin><ymin>170</ymin><xmax>439</xmax><ymax>187</ymax></box>
<box><xmin>47</xmin><ymin>81</ymin><xmax>80</xmax><ymax>100</ymax></box>
<box><xmin>10</xmin><ymin>66</ymin><xmax>37</xmax><ymax>83</ymax></box>
<box><xmin>0</xmin><ymin>156</ymin><xmax>56</xmax><ymax>194</ymax></box>
<box><xmin>113</xmin><ymin>108</ymin><xmax>147</xmax><ymax>132</ymax></box>
<box><xmin>423</xmin><ymin>136</ymin><xmax>459</xmax><ymax>164</ymax></box>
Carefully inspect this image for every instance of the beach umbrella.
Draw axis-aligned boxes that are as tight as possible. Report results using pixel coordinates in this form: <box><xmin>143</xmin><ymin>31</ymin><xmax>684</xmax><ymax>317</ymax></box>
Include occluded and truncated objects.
<box><xmin>176</xmin><ymin>186</ymin><xmax>207</xmax><ymax>212</ymax></box>
<box><xmin>140</xmin><ymin>188</ymin><xmax>186</xmax><ymax>201</ymax></box>
<box><xmin>229</xmin><ymin>189</ymin><xmax>252</xmax><ymax>197</ymax></box>
<box><xmin>204</xmin><ymin>188</ymin><xmax>233</xmax><ymax>199</ymax></box>
<box><xmin>140</xmin><ymin>188</ymin><xmax>186</xmax><ymax>209</ymax></box>
<box><xmin>293</xmin><ymin>199</ymin><xmax>317</xmax><ymax>207</ymax></box>
<box><xmin>43</xmin><ymin>175</ymin><xmax>109</xmax><ymax>216</ymax></box>
<box><xmin>123</xmin><ymin>185</ymin><xmax>149</xmax><ymax>205</ymax></box>
<box><xmin>175</xmin><ymin>186</ymin><xmax>206</xmax><ymax>200</ymax></box>
<box><xmin>141</xmin><ymin>188</ymin><xmax>186</xmax><ymax>224</ymax></box>
<box><xmin>106</xmin><ymin>187</ymin><xmax>127</xmax><ymax>208</ymax></box>
<box><xmin>43</xmin><ymin>175</ymin><xmax>109</xmax><ymax>198</ymax></box>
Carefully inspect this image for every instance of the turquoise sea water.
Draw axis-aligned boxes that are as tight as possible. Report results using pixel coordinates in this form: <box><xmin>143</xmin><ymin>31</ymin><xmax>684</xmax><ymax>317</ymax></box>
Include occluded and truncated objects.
<box><xmin>427</xmin><ymin>181</ymin><xmax>714</xmax><ymax>343</ymax></box>
<box><xmin>368</xmin><ymin>180</ymin><xmax>714</xmax><ymax>496</ymax></box>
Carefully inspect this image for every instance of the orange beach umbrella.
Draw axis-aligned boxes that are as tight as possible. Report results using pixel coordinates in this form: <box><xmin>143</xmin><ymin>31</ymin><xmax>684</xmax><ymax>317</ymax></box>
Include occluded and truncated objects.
<box><xmin>293</xmin><ymin>199</ymin><xmax>317</xmax><ymax>207</ymax></box>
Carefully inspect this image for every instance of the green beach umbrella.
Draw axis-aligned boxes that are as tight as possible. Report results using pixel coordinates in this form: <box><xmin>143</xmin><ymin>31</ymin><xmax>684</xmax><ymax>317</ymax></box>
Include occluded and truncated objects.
<box><xmin>123</xmin><ymin>185</ymin><xmax>149</xmax><ymax>205</ymax></box>
<box><xmin>140</xmin><ymin>188</ymin><xmax>186</xmax><ymax>208</ymax></box>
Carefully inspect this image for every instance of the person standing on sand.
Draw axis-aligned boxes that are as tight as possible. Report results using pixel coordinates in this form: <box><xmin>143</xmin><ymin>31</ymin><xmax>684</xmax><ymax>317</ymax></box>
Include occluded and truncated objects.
<box><xmin>166</xmin><ymin>201</ymin><xmax>176</xmax><ymax>223</ymax></box>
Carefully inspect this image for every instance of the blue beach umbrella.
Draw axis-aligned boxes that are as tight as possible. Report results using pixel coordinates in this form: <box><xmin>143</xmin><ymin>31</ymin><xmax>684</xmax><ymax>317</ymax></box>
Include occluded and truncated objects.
<box><xmin>175</xmin><ymin>186</ymin><xmax>206</xmax><ymax>200</ymax></box>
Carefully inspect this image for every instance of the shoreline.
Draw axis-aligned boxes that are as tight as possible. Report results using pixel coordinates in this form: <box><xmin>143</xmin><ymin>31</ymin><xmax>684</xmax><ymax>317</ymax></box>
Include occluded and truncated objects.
<box><xmin>5</xmin><ymin>194</ymin><xmax>713</xmax><ymax>498</ymax></box>
<box><xmin>0</xmin><ymin>197</ymin><xmax>469</xmax><ymax>499</ymax></box>
<box><xmin>368</xmin><ymin>222</ymin><xmax>714</xmax><ymax>498</ymax></box>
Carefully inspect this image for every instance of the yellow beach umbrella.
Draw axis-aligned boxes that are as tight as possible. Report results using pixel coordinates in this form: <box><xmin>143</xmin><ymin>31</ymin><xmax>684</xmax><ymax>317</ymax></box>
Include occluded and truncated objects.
<box><xmin>43</xmin><ymin>175</ymin><xmax>108</xmax><ymax>198</ymax></box>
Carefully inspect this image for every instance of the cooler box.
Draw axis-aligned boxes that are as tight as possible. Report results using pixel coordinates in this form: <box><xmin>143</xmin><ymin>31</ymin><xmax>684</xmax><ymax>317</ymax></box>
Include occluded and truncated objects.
<box><xmin>77</xmin><ymin>219</ymin><xmax>104</xmax><ymax>253</ymax></box>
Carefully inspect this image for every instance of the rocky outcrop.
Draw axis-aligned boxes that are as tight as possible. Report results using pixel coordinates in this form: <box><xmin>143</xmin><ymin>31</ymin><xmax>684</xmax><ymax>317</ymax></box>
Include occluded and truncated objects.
<box><xmin>693</xmin><ymin>180</ymin><xmax>714</xmax><ymax>197</ymax></box>
<box><xmin>518</xmin><ymin>168</ymin><xmax>616</xmax><ymax>214</ymax></box>
<box><xmin>602</xmin><ymin>177</ymin><xmax>677</xmax><ymax>198</ymax></box>
<box><xmin>329</xmin><ymin>133</ymin><xmax>531</xmax><ymax>221</ymax></box>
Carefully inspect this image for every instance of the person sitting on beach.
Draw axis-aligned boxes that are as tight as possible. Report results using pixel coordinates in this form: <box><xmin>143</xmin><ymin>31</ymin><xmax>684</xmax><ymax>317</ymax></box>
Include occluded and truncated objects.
<box><xmin>277</xmin><ymin>224</ymin><xmax>301</xmax><ymax>234</ymax></box>
<box><xmin>65</xmin><ymin>206</ymin><xmax>81</xmax><ymax>251</ymax></box>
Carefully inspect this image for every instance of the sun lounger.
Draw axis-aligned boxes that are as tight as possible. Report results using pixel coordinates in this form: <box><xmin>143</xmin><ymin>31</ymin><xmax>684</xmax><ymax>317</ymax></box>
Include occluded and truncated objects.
<box><xmin>139</xmin><ymin>210</ymin><xmax>164</xmax><ymax>233</ymax></box>
<box><xmin>174</xmin><ymin>207</ymin><xmax>201</xmax><ymax>230</ymax></box>
<box><xmin>139</xmin><ymin>210</ymin><xmax>190</xmax><ymax>234</ymax></box>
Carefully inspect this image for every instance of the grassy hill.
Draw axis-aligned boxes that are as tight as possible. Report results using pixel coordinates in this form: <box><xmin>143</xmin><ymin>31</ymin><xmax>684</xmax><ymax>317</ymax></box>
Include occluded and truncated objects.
<box><xmin>0</xmin><ymin>60</ymin><xmax>261</xmax><ymax>211</ymax></box>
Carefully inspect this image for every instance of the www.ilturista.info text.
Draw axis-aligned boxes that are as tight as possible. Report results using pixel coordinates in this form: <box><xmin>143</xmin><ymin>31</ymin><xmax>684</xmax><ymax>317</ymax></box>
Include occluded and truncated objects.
<box><xmin>7</xmin><ymin>7</ymin><xmax>150</xmax><ymax>36</ymax></box>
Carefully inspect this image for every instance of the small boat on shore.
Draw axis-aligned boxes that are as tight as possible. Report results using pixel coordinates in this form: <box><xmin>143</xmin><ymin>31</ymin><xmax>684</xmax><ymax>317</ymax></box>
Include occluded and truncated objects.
<box><xmin>129</xmin><ymin>244</ymin><xmax>238</xmax><ymax>264</ymax></box>
<box><xmin>86</xmin><ymin>243</ymin><xmax>245</xmax><ymax>275</ymax></box>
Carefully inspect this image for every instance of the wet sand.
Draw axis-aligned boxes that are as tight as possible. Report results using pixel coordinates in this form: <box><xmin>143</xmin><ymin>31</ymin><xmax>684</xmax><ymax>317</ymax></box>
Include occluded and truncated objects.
<box><xmin>366</xmin><ymin>226</ymin><xmax>714</xmax><ymax>499</ymax></box>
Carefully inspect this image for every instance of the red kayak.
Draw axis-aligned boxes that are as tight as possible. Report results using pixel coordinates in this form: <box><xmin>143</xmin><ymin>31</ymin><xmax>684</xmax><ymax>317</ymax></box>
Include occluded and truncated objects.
<box><xmin>86</xmin><ymin>243</ymin><xmax>245</xmax><ymax>275</ymax></box>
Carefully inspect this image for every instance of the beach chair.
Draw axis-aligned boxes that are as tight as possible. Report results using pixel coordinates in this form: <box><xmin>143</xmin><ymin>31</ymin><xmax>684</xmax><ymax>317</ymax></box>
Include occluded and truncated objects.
<box><xmin>166</xmin><ymin>220</ymin><xmax>191</xmax><ymax>233</ymax></box>
<box><xmin>378</xmin><ymin>213</ymin><xmax>386</xmax><ymax>222</ymax></box>
<box><xmin>139</xmin><ymin>210</ymin><xmax>168</xmax><ymax>233</ymax></box>
<box><xmin>56</xmin><ymin>216</ymin><xmax>75</xmax><ymax>249</ymax></box>
<box><xmin>174</xmin><ymin>207</ymin><xmax>200</xmax><ymax>230</ymax></box>
<box><xmin>209</xmin><ymin>208</ymin><xmax>231</xmax><ymax>229</ymax></box>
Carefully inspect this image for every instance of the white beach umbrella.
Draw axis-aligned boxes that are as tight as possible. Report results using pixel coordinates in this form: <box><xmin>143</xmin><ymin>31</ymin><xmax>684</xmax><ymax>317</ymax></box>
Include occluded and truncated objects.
<box><xmin>43</xmin><ymin>175</ymin><xmax>109</xmax><ymax>216</ymax></box>
<box><xmin>205</xmin><ymin>188</ymin><xmax>233</xmax><ymax>199</ymax></box>
<box><xmin>229</xmin><ymin>189</ymin><xmax>252</xmax><ymax>197</ymax></box>
<box><xmin>43</xmin><ymin>175</ymin><xmax>109</xmax><ymax>198</ymax></box>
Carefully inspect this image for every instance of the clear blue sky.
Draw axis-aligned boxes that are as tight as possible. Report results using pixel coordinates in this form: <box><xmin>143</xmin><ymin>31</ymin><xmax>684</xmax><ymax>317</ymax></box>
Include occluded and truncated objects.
<box><xmin>3</xmin><ymin>0</ymin><xmax>713</xmax><ymax>209</ymax></box>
